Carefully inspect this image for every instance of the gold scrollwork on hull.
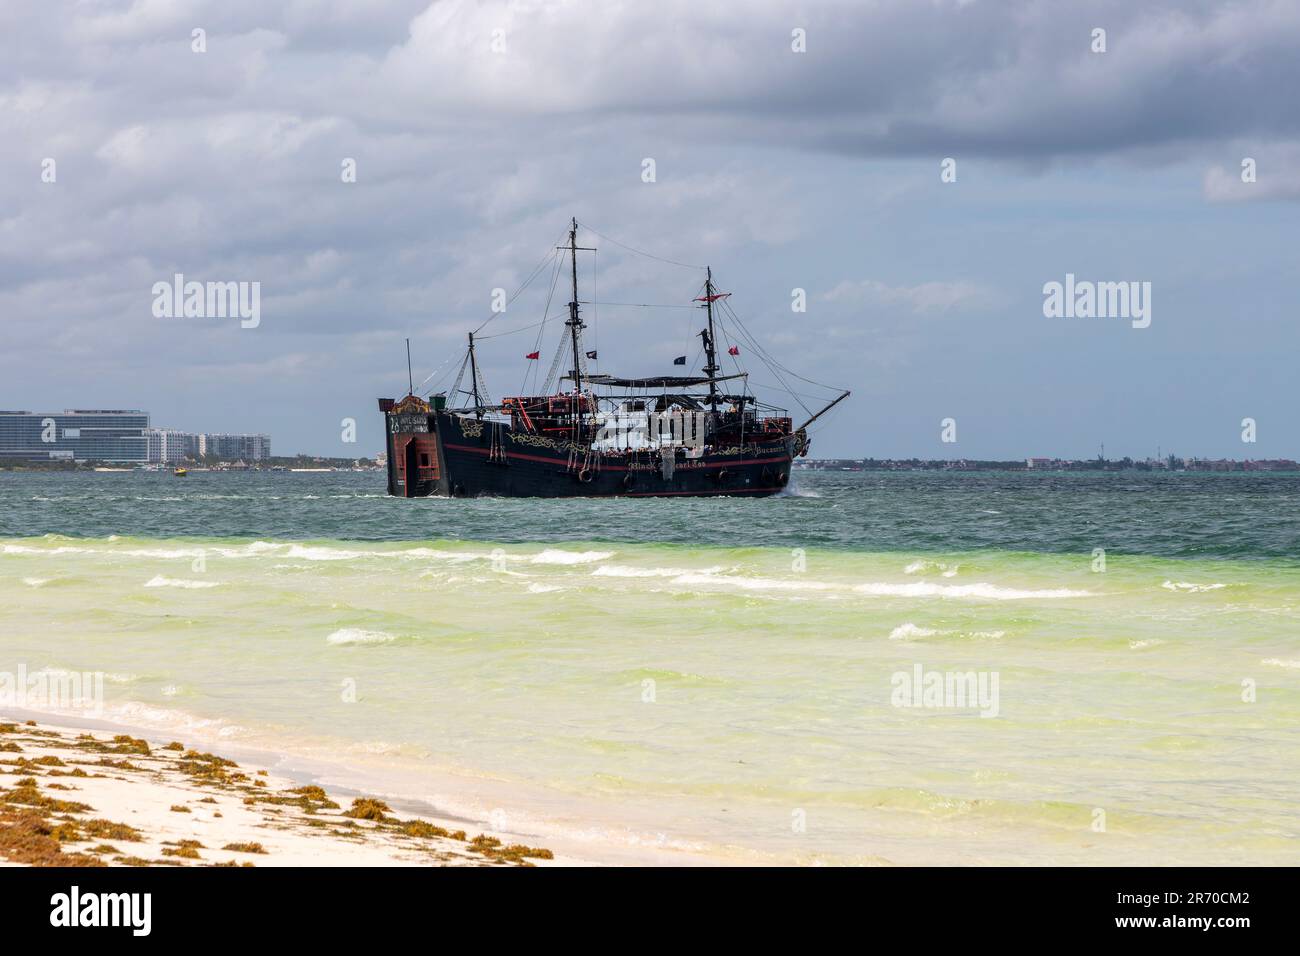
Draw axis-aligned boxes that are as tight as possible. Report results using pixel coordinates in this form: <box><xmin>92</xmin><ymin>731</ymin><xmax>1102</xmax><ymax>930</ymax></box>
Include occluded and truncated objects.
<box><xmin>510</xmin><ymin>432</ymin><xmax>559</xmax><ymax>451</ymax></box>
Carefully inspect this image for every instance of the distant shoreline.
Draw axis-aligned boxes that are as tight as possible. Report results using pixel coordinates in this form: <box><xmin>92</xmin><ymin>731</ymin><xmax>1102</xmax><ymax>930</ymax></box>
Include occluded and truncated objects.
<box><xmin>798</xmin><ymin>458</ymin><xmax>1300</xmax><ymax>473</ymax></box>
<box><xmin>4</xmin><ymin>459</ymin><xmax>1297</xmax><ymax>475</ymax></box>
<box><xmin>0</xmin><ymin>462</ymin><xmax>382</xmax><ymax>473</ymax></box>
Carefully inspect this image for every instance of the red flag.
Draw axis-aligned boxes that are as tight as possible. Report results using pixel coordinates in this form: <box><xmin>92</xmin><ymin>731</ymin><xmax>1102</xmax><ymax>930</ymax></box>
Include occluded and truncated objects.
<box><xmin>728</xmin><ymin>346</ymin><xmax>740</xmax><ymax>356</ymax></box>
<box><xmin>694</xmin><ymin>292</ymin><xmax>731</xmax><ymax>303</ymax></box>
<box><xmin>525</xmin><ymin>351</ymin><xmax>540</xmax><ymax>360</ymax></box>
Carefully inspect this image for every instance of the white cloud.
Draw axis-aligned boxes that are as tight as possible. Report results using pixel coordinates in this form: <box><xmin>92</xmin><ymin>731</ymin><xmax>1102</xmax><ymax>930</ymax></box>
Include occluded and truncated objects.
<box><xmin>1204</xmin><ymin>149</ymin><xmax>1300</xmax><ymax>202</ymax></box>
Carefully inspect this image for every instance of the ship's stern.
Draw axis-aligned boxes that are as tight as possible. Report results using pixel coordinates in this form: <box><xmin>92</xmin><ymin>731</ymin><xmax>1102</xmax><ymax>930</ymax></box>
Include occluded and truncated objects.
<box><xmin>378</xmin><ymin>395</ymin><xmax>443</xmax><ymax>497</ymax></box>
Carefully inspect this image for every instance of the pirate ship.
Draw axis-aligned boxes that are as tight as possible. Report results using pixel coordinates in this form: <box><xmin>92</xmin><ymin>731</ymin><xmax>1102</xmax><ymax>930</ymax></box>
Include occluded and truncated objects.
<box><xmin>378</xmin><ymin>219</ymin><xmax>848</xmax><ymax>498</ymax></box>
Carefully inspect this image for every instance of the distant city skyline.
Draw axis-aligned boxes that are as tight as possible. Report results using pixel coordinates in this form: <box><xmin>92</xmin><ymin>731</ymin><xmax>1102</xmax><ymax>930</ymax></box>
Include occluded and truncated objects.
<box><xmin>0</xmin><ymin>408</ymin><xmax>270</xmax><ymax>463</ymax></box>
<box><xmin>6</xmin><ymin>399</ymin><xmax>1300</xmax><ymax>464</ymax></box>
<box><xmin>3</xmin><ymin>2</ymin><xmax>1298</xmax><ymax>458</ymax></box>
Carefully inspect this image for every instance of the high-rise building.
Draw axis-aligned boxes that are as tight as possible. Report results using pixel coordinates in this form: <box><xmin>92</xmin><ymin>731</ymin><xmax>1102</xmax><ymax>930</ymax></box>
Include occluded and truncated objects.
<box><xmin>146</xmin><ymin>428</ymin><xmax>200</xmax><ymax>464</ymax></box>
<box><xmin>197</xmin><ymin>433</ymin><xmax>271</xmax><ymax>461</ymax></box>
<box><xmin>0</xmin><ymin>410</ymin><xmax>150</xmax><ymax>462</ymax></box>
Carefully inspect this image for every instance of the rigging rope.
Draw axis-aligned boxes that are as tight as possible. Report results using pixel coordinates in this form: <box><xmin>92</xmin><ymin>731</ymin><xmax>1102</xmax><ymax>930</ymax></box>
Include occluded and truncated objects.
<box><xmin>448</xmin><ymin>351</ymin><xmax>470</xmax><ymax>408</ymax></box>
<box><xmin>476</xmin><ymin>312</ymin><xmax>565</xmax><ymax>341</ymax></box>
<box><xmin>413</xmin><ymin>351</ymin><xmax>460</xmax><ymax>396</ymax></box>
<box><xmin>577</xmin><ymin>301</ymin><xmax>695</xmax><ymax>309</ymax></box>
<box><xmin>719</xmin><ymin>296</ymin><xmax>845</xmax><ymax>395</ymax></box>
<box><xmin>575</xmin><ymin>221</ymin><xmax>707</xmax><ymax>271</ymax></box>
<box><xmin>522</xmin><ymin>251</ymin><xmax>566</xmax><ymax>395</ymax></box>
<box><xmin>472</xmin><ymin>230</ymin><xmax>568</xmax><ymax>335</ymax></box>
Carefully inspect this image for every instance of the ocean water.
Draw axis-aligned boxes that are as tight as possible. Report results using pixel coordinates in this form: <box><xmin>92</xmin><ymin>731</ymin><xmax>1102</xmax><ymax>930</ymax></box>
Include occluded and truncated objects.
<box><xmin>2</xmin><ymin>469</ymin><xmax>1298</xmax><ymax>864</ymax></box>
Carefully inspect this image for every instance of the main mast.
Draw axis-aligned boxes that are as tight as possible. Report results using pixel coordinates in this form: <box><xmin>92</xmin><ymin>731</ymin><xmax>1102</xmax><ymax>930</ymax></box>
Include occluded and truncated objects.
<box><xmin>566</xmin><ymin>218</ymin><xmax>584</xmax><ymax>398</ymax></box>
<box><xmin>701</xmin><ymin>267</ymin><xmax>720</xmax><ymax>415</ymax></box>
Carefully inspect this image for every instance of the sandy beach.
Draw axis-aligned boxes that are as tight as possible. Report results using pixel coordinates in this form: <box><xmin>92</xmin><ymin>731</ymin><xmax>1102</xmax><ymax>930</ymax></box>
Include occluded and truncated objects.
<box><xmin>0</xmin><ymin>717</ymin><xmax>580</xmax><ymax>868</ymax></box>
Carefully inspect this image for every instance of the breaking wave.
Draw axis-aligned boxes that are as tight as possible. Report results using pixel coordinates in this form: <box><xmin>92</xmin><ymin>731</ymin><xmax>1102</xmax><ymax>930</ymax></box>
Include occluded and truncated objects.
<box><xmin>143</xmin><ymin>575</ymin><xmax>221</xmax><ymax>589</ymax></box>
<box><xmin>855</xmin><ymin>581</ymin><xmax>1090</xmax><ymax>600</ymax></box>
<box><xmin>888</xmin><ymin>623</ymin><xmax>1007</xmax><ymax>641</ymax></box>
<box><xmin>529</xmin><ymin>549</ymin><xmax>615</xmax><ymax>565</ymax></box>
<box><xmin>592</xmin><ymin>564</ymin><xmax>724</xmax><ymax>578</ymax></box>
<box><xmin>903</xmin><ymin>559</ymin><xmax>959</xmax><ymax>578</ymax></box>
<box><xmin>326</xmin><ymin>628</ymin><xmax>397</xmax><ymax>646</ymax></box>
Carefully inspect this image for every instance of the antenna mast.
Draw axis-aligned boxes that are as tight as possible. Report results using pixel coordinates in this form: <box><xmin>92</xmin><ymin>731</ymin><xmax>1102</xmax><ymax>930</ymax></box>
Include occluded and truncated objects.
<box><xmin>406</xmin><ymin>337</ymin><xmax>414</xmax><ymax>395</ymax></box>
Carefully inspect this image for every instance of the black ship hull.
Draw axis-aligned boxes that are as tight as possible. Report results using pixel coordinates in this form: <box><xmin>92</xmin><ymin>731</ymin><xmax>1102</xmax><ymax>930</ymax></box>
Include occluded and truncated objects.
<box><xmin>385</xmin><ymin>409</ymin><xmax>793</xmax><ymax>499</ymax></box>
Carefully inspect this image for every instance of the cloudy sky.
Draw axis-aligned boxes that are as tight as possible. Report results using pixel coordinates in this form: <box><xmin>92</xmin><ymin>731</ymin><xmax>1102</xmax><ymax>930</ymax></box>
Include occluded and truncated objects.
<box><xmin>2</xmin><ymin>0</ymin><xmax>1297</xmax><ymax>459</ymax></box>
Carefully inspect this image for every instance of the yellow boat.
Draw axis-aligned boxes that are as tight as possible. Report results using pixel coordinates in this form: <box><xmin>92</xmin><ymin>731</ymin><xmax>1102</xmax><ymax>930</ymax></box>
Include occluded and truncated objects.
<box><xmin>173</xmin><ymin>467</ymin><xmax>188</xmax><ymax>477</ymax></box>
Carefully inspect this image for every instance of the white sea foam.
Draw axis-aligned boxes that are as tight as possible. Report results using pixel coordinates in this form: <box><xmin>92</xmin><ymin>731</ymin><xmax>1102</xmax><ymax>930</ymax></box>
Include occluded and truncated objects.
<box><xmin>889</xmin><ymin>623</ymin><xmax>1006</xmax><ymax>641</ymax></box>
<box><xmin>219</xmin><ymin>540</ymin><xmax>282</xmax><ymax>557</ymax></box>
<box><xmin>285</xmin><ymin>544</ymin><xmax>368</xmax><ymax>561</ymax></box>
<box><xmin>592</xmin><ymin>564</ymin><xmax>723</xmax><ymax>578</ymax></box>
<box><xmin>1161</xmin><ymin>580</ymin><xmax>1227</xmax><ymax>593</ymax></box>
<box><xmin>21</xmin><ymin>577</ymin><xmax>51</xmax><ymax>587</ymax></box>
<box><xmin>903</xmin><ymin>560</ymin><xmax>959</xmax><ymax>578</ymax></box>
<box><xmin>529</xmin><ymin>549</ymin><xmax>615</xmax><ymax>565</ymax></box>
<box><xmin>5</xmin><ymin>539</ymin><xmax>277</xmax><ymax>561</ymax></box>
<box><xmin>3</xmin><ymin>544</ymin><xmax>90</xmax><ymax>556</ymax></box>
<box><xmin>1262</xmin><ymin>658</ymin><xmax>1300</xmax><ymax>669</ymax></box>
<box><xmin>613</xmin><ymin>568</ymin><xmax>1086</xmax><ymax>600</ymax></box>
<box><xmin>889</xmin><ymin>623</ymin><xmax>939</xmax><ymax>640</ymax></box>
<box><xmin>855</xmin><ymin>581</ymin><xmax>1091</xmax><ymax>600</ymax></box>
<box><xmin>326</xmin><ymin>628</ymin><xmax>397</xmax><ymax>646</ymax></box>
<box><xmin>671</xmin><ymin>573</ymin><xmax>836</xmax><ymax>592</ymax></box>
<box><xmin>402</xmin><ymin>549</ymin><xmax>487</xmax><ymax>564</ymax></box>
<box><xmin>526</xmin><ymin>583</ymin><xmax>564</xmax><ymax>593</ymax></box>
<box><xmin>1130</xmin><ymin>639</ymin><xmax>1164</xmax><ymax>649</ymax></box>
<box><xmin>779</xmin><ymin>486</ymin><xmax>821</xmax><ymax>498</ymax></box>
<box><xmin>123</xmin><ymin>547</ymin><xmax>207</xmax><ymax>558</ymax></box>
<box><xmin>143</xmin><ymin>575</ymin><xmax>221</xmax><ymax>589</ymax></box>
<box><xmin>101</xmin><ymin>700</ymin><xmax>243</xmax><ymax>738</ymax></box>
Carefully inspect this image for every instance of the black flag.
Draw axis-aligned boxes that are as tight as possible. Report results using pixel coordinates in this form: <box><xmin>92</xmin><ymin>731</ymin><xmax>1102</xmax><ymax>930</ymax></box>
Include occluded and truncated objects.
<box><xmin>585</xmin><ymin>350</ymin><xmax>598</xmax><ymax>360</ymax></box>
<box><xmin>673</xmin><ymin>355</ymin><xmax>686</xmax><ymax>365</ymax></box>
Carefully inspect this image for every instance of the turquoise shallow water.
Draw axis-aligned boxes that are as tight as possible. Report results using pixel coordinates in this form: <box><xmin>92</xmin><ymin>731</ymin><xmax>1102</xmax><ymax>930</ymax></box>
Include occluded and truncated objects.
<box><xmin>5</xmin><ymin>468</ymin><xmax>1300</xmax><ymax>557</ymax></box>
<box><xmin>1</xmin><ymin>470</ymin><xmax>1298</xmax><ymax>864</ymax></box>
